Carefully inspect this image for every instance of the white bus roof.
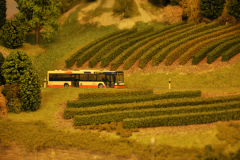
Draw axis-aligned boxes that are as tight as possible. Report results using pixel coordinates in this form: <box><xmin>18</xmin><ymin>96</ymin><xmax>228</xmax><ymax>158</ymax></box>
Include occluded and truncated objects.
<box><xmin>47</xmin><ymin>70</ymin><xmax>117</xmax><ymax>74</ymax></box>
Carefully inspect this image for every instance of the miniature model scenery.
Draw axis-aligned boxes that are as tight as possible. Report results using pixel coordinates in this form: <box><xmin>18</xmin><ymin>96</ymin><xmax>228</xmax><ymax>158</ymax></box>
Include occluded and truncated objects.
<box><xmin>0</xmin><ymin>0</ymin><xmax>240</xmax><ymax>159</ymax></box>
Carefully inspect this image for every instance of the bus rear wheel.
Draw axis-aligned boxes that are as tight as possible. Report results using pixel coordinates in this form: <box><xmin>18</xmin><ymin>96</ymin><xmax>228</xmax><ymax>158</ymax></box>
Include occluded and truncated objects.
<box><xmin>64</xmin><ymin>84</ymin><xmax>69</xmax><ymax>87</ymax></box>
<box><xmin>98</xmin><ymin>84</ymin><xmax>103</xmax><ymax>88</ymax></box>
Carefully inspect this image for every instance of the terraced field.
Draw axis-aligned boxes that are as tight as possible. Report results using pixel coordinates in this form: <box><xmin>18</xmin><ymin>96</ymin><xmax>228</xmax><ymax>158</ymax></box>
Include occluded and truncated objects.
<box><xmin>65</xmin><ymin>22</ymin><xmax>240</xmax><ymax>70</ymax></box>
<box><xmin>63</xmin><ymin>89</ymin><xmax>240</xmax><ymax>129</ymax></box>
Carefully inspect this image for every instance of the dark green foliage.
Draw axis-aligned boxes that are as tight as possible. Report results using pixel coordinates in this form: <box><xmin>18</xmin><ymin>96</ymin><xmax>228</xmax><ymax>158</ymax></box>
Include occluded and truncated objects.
<box><xmin>0</xmin><ymin>52</ymin><xmax>5</xmax><ymax>85</ymax></box>
<box><xmin>74</xmin><ymin>101</ymin><xmax>240</xmax><ymax>125</ymax></box>
<box><xmin>64</xmin><ymin>95</ymin><xmax>240</xmax><ymax>119</ymax></box>
<box><xmin>148</xmin><ymin>0</ymin><xmax>170</xmax><ymax>6</ymax></box>
<box><xmin>200</xmin><ymin>0</ymin><xmax>225</xmax><ymax>20</ymax></box>
<box><xmin>0</xmin><ymin>20</ymin><xmax>26</xmax><ymax>49</ymax></box>
<box><xmin>20</xmin><ymin>68</ymin><xmax>41</xmax><ymax>111</ymax></box>
<box><xmin>222</xmin><ymin>43</ymin><xmax>240</xmax><ymax>61</ymax></box>
<box><xmin>67</xmin><ymin>90</ymin><xmax>201</xmax><ymax>108</ymax></box>
<box><xmin>227</xmin><ymin>0</ymin><xmax>240</xmax><ymax>20</ymax></box>
<box><xmin>1</xmin><ymin>50</ymin><xmax>33</xmax><ymax>84</ymax></box>
<box><xmin>207</xmin><ymin>36</ymin><xmax>240</xmax><ymax>64</ymax></box>
<box><xmin>123</xmin><ymin>108</ymin><xmax>240</xmax><ymax>128</ymax></box>
<box><xmin>0</xmin><ymin>0</ymin><xmax>6</xmax><ymax>29</ymax></box>
<box><xmin>1</xmin><ymin>83</ymin><xmax>22</xmax><ymax>113</ymax></box>
<box><xmin>78</xmin><ymin>89</ymin><xmax>153</xmax><ymax>100</ymax></box>
<box><xmin>65</xmin><ymin>29</ymin><xmax>129</xmax><ymax>68</ymax></box>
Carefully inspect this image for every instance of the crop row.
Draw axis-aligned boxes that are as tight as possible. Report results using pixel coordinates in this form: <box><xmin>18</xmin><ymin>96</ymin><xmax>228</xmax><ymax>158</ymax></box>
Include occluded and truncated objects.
<box><xmin>65</xmin><ymin>29</ymin><xmax>129</xmax><ymax>68</ymax></box>
<box><xmin>164</xmin><ymin>24</ymin><xmax>230</xmax><ymax>66</ymax></box>
<box><xmin>74</xmin><ymin>101</ymin><xmax>240</xmax><ymax>126</ymax></box>
<box><xmin>122</xmin><ymin>22</ymin><xmax>195</xmax><ymax>70</ymax></box>
<box><xmin>222</xmin><ymin>42</ymin><xmax>240</xmax><ymax>61</ymax></box>
<box><xmin>151</xmin><ymin>22</ymin><xmax>220</xmax><ymax>66</ymax></box>
<box><xmin>123</xmin><ymin>108</ymin><xmax>240</xmax><ymax>128</ymax></box>
<box><xmin>64</xmin><ymin>94</ymin><xmax>240</xmax><ymax>119</ymax></box>
<box><xmin>67</xmin><ymin>90</ymin><xmax>201</xmax><ymax>108</ymax></box>
<box><xmin>138</xmin><ymin>22</ymin><xmax>218</xmax><ymax>68</ymax></box>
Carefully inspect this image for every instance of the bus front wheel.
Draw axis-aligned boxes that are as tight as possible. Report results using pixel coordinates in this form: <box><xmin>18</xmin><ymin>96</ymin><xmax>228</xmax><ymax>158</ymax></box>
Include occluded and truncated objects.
<box><xmin>98</xmin><ymin>84</ymin><xmax>103</xmax><ymax>88</ymax></box>
<box><xmin>64</xmin><ymin>84</ymin><xmax>69</xmax><ymax>87</ymax></box>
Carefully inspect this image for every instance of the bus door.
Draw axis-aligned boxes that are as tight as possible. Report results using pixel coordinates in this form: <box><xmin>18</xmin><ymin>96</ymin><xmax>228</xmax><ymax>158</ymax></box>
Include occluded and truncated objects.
<box><xmin>105</xmin><ymin>74</ymin><xmax>115</xmax><ymax>88</ymax></box>
<box><xmin>71</xmin><ymin>74</ymin><xmax>80</xmax><ymax>87</ymax></box>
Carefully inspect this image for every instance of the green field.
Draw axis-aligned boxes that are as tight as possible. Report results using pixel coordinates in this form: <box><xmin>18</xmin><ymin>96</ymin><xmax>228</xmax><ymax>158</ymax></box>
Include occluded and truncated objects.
<box><xmin>1</xmin><ymin>2</ymin><xmax>240</xmax><ymax>159</ymax></box>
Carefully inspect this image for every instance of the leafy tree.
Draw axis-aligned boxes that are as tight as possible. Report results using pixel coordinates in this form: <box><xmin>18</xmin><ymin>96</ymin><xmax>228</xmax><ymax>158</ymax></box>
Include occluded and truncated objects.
<box><xmin>0</xmin><ymin>0</ymin><xmax>6</xmax><ymax>29</ymax></box>
<box><xmin>15</xmin><ymin>0</ymin><xmax>62</xmax><ymax>45</ymax></box>
<box><xmin>0</xmin><ymin>20</ymin><xmax>26</xmax><ymax>49</ymax></box>
<box><xmin>227</xmin><ymin>0</ymin><xmax>240</xmax><ymax>20</ymax></box>
<box><xmin>200</xmin><ymin>0</ymin><xmax>226</xmax><ymax>20</ymax></box>
<box><xmin>20</xmin><ymin>68</ymin><xmax>41</xmax><ymax>111</ymax></box>
<box><xmin>0</xmin><ymin>52</ymin><xmax>5</xmax><ymax>85</ymax></box>
<box><xmin>1</xmin><ymin>50</ymin><xmax>33</xmax><ymax>84</ymax></box>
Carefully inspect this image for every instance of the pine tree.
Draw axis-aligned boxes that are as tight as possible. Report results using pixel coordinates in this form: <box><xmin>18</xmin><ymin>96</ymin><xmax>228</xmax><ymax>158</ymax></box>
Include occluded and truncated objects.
<box><xmin>200</xmin><ymin>0</ymin><xmax>226</xmax><ymax>20</ymax></box>
<box><xmin>0</xmin><ymin>0</ymin><xmax>6</xmax><ymax>29</ymax></box>
<box><xmin>227</xmin><ymin>0</ymin><xmax>240</xmax><ymax>20</ymax></box>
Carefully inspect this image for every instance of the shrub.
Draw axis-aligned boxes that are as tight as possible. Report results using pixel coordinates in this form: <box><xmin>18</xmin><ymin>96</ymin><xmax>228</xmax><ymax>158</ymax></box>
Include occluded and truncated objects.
<box><xmin>0</xmin><ymin>52</ymin><xmax>5</xmax><ymax>85</ymax></box>
<box><xmin>0</xmin><ymin>92</ymin><xmax>7</xmax><ymax>118</ymax></box>
<box><xmin>1</xmin><ymin>83</ymin><xmax>22</xmax><ymax>113</ymax></box>
<box><xmin>200</xmin><ymin>0</ymin><xmax>225</xmax><ymax>20</ymax></box>
<box><xmin>0</xmin><ymin>20</ymin><xmax>26</xmax><ymax>49</ymax></box>
<box><xmin>1</xmin><ymin>50</ymin><xmax>33</xmax><ymax>84</ymax></box>
<box><xmin>0</xmin><ymin>0</ymin><xmax>6</xmax><ymax>29</ymax></box>
<box><xmin>20</xmin><ymin>68</ymin><xmax>41</xmax><ymax>111</ymax></box>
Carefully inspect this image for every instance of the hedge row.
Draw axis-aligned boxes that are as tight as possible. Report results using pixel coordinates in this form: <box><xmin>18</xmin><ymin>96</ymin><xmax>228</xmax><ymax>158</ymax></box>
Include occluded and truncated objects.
<box><xmin>76</xmin><ymin>28</ymin><xmax>137</xmax><ymax>67</ymax></box>
<box><xmin>164</xmin><ymin>24</ymin><xmax>230</xmax><ymax>66</ymax></box>
<box><xmin>138</xmin><ymin>23</ymin><xmax>202</xmax><ymax>69</ymax></box>
<box><xmin>180</xmin><ymin>24</ymin><xmax>240</xmax><ymax>65</ymax></box>
<box><xmin>222</xmin><ymin>43</ymin><xmax>240</xmax><ymax>61</ymax></box>
<box><xmin>74</xmin><ymin>101</ymin><xmax>240</xmax><ymax>126</ymax></box>
<box><xmin>151</xmin><ymin>22</ymin><xmax>220</xmax><ymax>66</ymax></box>
<box><xmin>67</xmin><ymin>90</ymin><xmax>201</xmax><ymax>108</ymax></box>
<box><xmin>109</xmin><ymin>22</ymin><xmax>186</xmax><ymax>70</ymax></box>
<box><xmin>207</xmin><ymin>35</ymin><xmax>240</xmax><ymax>64</ymax></box>
<box><xmin>87</xmin><ymin>28</ymin><xmax>141</xmax><ymax>68</ymax></box>
<box><xmin>78</xmin><ymin>88</ymin><xmax>153</xmax><ymax>100</ymax></box>
<box><xmin>88</xmin><ymin>29</ymin><xmax>140</xmax><ymax>68</ymax></box>
<box><xmin>123</xmin><ymin>108</ymin><xmax>240</xmax><ymax>128</ymax></box>
<box><xmin>122</xmin><ymin>22</ymin><xmax>194</xmax><ymax>70</ymax></box>
<box><xmin>190</xmin><ymin>30</ymin><xmax>240</xmax><ymax>65</ymax></box>
<box><xmin>65</xmin><ymin>29</ymin><xmax>129</xmax><ymax>68</ymax></box>
<box><xmin>64</xmin><ymin>94</ymin><xmax>240</xmax><ymax>119</ymax></box>
<box><xmin>100</xmin><ymin>27</ymin><xmax>156</xmax><ymax>67</ymax></box>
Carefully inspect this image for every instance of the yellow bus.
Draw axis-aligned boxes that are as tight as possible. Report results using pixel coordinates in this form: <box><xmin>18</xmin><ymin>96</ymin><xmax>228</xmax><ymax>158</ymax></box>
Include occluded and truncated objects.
<box><xmin>47</xmin><ymin>70</ymin><xmax>124</xmax><ymax>88</ymax></box>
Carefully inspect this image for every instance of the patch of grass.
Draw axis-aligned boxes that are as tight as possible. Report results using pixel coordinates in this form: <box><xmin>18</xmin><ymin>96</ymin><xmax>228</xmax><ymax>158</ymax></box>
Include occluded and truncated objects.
<box><xmin>124</xmin><ymin>59</ymin><xmax>240</xmax><ymax>89</ymax></box>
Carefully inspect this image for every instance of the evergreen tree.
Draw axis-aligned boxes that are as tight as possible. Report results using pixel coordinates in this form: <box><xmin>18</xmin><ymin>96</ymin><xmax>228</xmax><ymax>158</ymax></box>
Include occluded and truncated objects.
<box><xmin>0</xmin><ymin>52</ymin><xmax>5</xmax><ymax>85</ymax></box>
<box><xmin>0</xmin><ymin>0</ymin><xmax>6</xmax><ymax>29</ymax></box>
<box><xmin>200</xmin><ymin>0</ymin><xmax>226</xmax><ymax>20</ymax></box>
<box><xmin>1</xmin><ymin>50</ymin><xmax>33</xmax><ymax>84</ymax></box>
<box><xmin>0</xmin><ymin>20</ymin><xmax>26</xmax><ymax>49</ymax></box>
<box><xmin>20</xmin><ymin>68</ymin><xmax>41</xmax><ymax>111</ymax></box>
<box><xmin>227</xmin><ymin>0</ymin><xmax>240</xmax><ymax>20</ymax></box>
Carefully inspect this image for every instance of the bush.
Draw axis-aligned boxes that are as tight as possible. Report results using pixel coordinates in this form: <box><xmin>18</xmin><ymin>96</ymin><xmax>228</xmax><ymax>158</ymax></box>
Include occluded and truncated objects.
<box><xmin>222</xmin><ymin>43</ymin><xmax>240</xmax><ymax>62</ymax></box>
<box><xmin>1</xmin><ymin>83</ymin><xmax>22</xmax><ymax>113</ymax></box>
<box><xmin>0</xmin><ymin>0</ymin><xmax>6</xmax><ymax>29</ymax></box>
<box><xmin>20</xmin><ymin>68</ymin><xmax>41</xmax><ymax>111</ymax></box>
<box><xmin>0</xmin><ymin>52</ymin><xmax>5</xmax><ymax>85</ymax></box>
<box><xmin>0</xmin><ymin>20</ymin><xmax>26</xmax><ymax>49</ymax></box>
<box><xmin>1</xmin><ymin>50</ymin><xmax>33</xmax><ymax>84</ymax></box>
